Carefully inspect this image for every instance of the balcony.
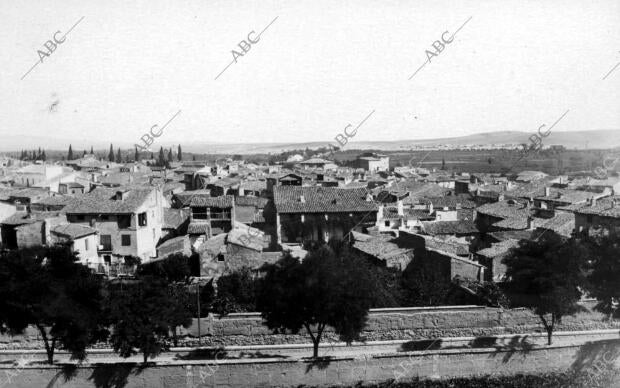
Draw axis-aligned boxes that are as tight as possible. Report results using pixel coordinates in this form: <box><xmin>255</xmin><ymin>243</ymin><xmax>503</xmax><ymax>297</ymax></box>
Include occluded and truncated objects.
<box><xmin>191</xmin><ymin>212</ymin><xmax>231</xmax><ymax>221</ymax></box>
<box><xmin>93</xmin><ymin>263</ymin><xmax>136</xmax><ymax>278</ymax></box>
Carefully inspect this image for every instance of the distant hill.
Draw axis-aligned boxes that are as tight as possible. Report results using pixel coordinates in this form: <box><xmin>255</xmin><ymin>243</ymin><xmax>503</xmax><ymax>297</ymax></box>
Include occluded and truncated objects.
<box><xmin>179</xmin><ymin>129</ymin><xmax>620</xmax><ymax>154</ymax></box>
<box><xmin>1</xmin><ymin>129</ymin><xmax>619</xmax><ymax>154</ymax></box>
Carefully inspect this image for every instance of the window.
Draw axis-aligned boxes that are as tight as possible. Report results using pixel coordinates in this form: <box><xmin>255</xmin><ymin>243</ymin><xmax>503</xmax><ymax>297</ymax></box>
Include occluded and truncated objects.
<box><xmin>117</xmin><ymin>215</ymin><xmax>131</xmax><ymax>229</ymax></box>
<box><xmin>121</xmin><ymin>235</ymin><xmax>131</xmax><ymax>246</ymax></box>
<box><xmin>77</xmin><ymin>215</ymin><xmax>85</xmax><ymax>221</ymax></box>
<box><xmin>217</xmin><ymin>254</ymin><xmax>225</xmax><ymax>262</ymax></box>
<box><xmin>138</xmin><ymin>213</ymin><xmax>147</xmax><ymax>226</ymax></box>
<box><xmin>100</xmin><ymin>235</ymin><xmax>112</xmax><ymax>251</ymax></box>
<box><xmin>101</xmin><ymin>215</ymin><xmax>109</xmax><ymax>221</ymax></box>
<box><xmin>587</xmin><ymin>214</ymin><xmax>593</xmax><ymax>223</ymax></box>
<box><xmin>104</xmin><ymin>255</ymin><xmax>111</xmax><ymax>264</ymax></box>
<box><xmin>84</xmin><ymin>239</ymin><xmax>89</xmax><ymax>251</ymax></box>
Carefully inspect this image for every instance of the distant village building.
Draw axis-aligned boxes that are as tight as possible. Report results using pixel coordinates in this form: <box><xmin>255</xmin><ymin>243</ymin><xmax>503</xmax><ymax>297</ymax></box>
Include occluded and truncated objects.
<box><xmin>63</xmin><ymin>186</ymin><xmax>165</xmax><ymax>270</ymax></box>
<box><xmin>273</xmin><ymin>186</ymin><xmax>378</xmax><ymax>244</ymax></box>
<box><xmin>299</xmin><ymin>158</ymin><xmax>337</xmax><ymax>171</ymax></box>
<box><xmin>355</xmin><ymin>153</ymin><xmax>389</xmax><ymax>172</ymax></box>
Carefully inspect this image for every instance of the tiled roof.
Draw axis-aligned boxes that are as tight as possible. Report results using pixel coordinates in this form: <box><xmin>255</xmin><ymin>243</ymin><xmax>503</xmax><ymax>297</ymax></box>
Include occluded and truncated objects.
<box><xmin>63</xmin><ymin>187</ymin><xmax>154</xmax><ymax>214</ymax></box>
<box><xmin>567</xmin><ymin>196</ymin><xmax>620</xmax><ymax>218</ymax></box>
<box><xmin>382</xmin><ymin>207</ymin><xmax>433</xmax><ymax>220</ymax></box>
<box><xmin>352</xmin><ymin>232</ymin><xmax>413</xmax><ymax>261</ymax></box>
<box><xmin>457</xmin><ymin>208</ymin><xmax>475</xmax><ymax>221</ymax></box>
<box><xmin>493</xmin><ymin>217</ymin><xmax>529</xmax><ymax>230</ymax></box>
<box><xmin>163</xmin><ymin>208</ymin><xmax>190</xmax><ymax>229</ymax></box>
<box><xmin>1</xmin><ymin>213</ymin><xmax>38</xmax><ymax>225</ymax></box>
<box><xmin>173</xmin><ymin>190</ymin><xmax>211</xmax><ymax>206</ymax></box>
<box><xmin>8</xmin><ymin>188</ymin><xmax>50</xmax><ymax>199</ymax></box>
<box><xmin>535</xmin><ymin>212</ymin><xmax>575</xmax><ymax>237</ymax></box>
<box><xmin>421</xmin><ymin>220</ymin><xmax>479</xmax><ymax>235</ymax></box>
<box><xmin>240</xmin><ymin>180</ymin><xmax>267</xmax><ymax>192</ymax></box>
<box><xmin>32</xmin><ymin>195</ymin><xmax>76</xmax><ymax>207</ymax></box>
<box><xmin>488</xmin><ymin>230</ymin><xmax>535</xmax><ymax>242</ymax></box>
<box><xmin>476</xmin><ymin>200</ymin><xmax>530</xmax><ymax>219</ymax></box>
<box><xmin>420</xmin><ymin>196</ymin><xmax>476</xmax><ymax>209</ymax></box>
<box><xmin>235</xmin><ymin>196</ymin><xmax>269</xmax><ymax>208</ymax></box>
<box><xmin>274</xmin><ymin>186</ymin><xmax>377</xmax><ymax>213</ymax></box>
<box><xmin>1</xmin><ymin>211</ymin><xmax>61</xmax><ymax>225</ymax></box>
<box><xmin>190</xmin><ymin>195</ymin><xmax>234</xmax><ymax>208</ymax></box>
<box><xmin>188</xmin><ymin>221</ymin><xmax>211</xmax><ymax>234</ymax></box>
<box><xmin>52</xmin><ymin>224</ymin><xmax>97</xmax><ymax>239</ymax></box>
<box><xmin>534</xmin><ymin>188</ymin><xmax>592</xmax><ymax>204</ymax></box>
<box><xmin>227</xmin><ymin>228</ymin><xmax>263</xmax><ymax>251</ymax></box>
<box><xmin>476</xmin><ymin>239</ymin><xmax>520</xmax><ymax>258</ymax></box>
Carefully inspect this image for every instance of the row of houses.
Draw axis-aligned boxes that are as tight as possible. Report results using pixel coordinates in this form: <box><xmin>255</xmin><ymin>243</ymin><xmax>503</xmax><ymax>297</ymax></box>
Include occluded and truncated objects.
<box><xmin>1</xmin><ymin>153</ymin><xmax>619</xmax><ymax>286</ymax></box>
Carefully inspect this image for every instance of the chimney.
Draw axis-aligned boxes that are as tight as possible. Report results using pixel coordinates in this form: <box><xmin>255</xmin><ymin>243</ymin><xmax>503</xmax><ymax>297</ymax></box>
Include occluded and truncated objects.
<box><xmin>397</xmin><ymin>200</ymin><xmax>404</xmax><ymax>216</ymax></box>
<box><xmin>300</xmin><ymin>195</ymin><xmax>305</xmax><ymax>203</ymax></box>
<box><xmin>544</xmin><ymin>187</ymin><xmax>550</xmax><ymax>197</ymax></box>
<box><xmin>527</xmin><ymin>216</ymin><xmax>533</xmax><ymax>230</ymax></box>
<box><xmin>115</xmin><ymin>191</ymin><xmax>125</xmax><ymax>201</ymax></box>
<box><xmin>591</xmin><ymin>197</ymin><xmax>597</xmax><ymax>207</ymax></box>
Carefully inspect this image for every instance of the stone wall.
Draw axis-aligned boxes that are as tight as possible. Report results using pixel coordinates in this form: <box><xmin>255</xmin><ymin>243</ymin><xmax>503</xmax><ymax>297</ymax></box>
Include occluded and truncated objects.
<box><xmin>3</xmin><ymin>339</ymin><xmax>620</xmax><ymax>387</ymax></box>
<box><xmin>2</xmin><ymin>303</ymin><xmax>618</xmax><ymax>350</ymax></box>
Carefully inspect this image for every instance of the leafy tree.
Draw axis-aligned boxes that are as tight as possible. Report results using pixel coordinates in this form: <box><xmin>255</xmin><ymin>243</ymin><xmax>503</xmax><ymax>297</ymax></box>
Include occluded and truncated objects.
<box><xmin>177</xmin><ymin>144</ymin><xmax>182</xmax><ymax>161</ymax></box>
<box><xmin>108</xmin><ymin>144</ymin><xmax>114</xmax><ymax>162</ymax></box>
<box><xmin>107</xmin><ymin>276</ymin><xmax>181</xmax><ymax>364</ymax></box>
<box><xmin>158</xmin><ymin>147</ymin><xmax>165</xmax><ymax>167</ymax></box>
<box><xmin>583</xmin><ymin>233</ymin><xmax>620</xmax><ymax>320</ymax></box>
<box><xmin>167</xmin><ymin>283</ymin><xmax>194</xmax><ymax>346</ymax></box>
<box><xmin>257</xmin><ymin>243</ymin><xmax>375</xmax><ymax>358</ymax></box>
<box><xmin>212</xmin><ymin>267</ymin><xmax>258</xmax><ymax>314</ymax></box>
<box><xmin>136</xmin><ymin>253</ymin><xmax>191</xmax><ymax>282</ymax></box>
<box><xmin>401</xmin><ymin>255</ymin><xmax>452</xmax><ymax>306</ymax></box>
<box><xmin>0</xmin><ymin>245</ymin><xmax>108</xmax><ymax>364</ymax></box>
<box><xmin>503</xmin><ymin>233</ymin><xmax>588</xmax><ymax>344</ymax></box>
<box><xmin>67</xmin><ymin>144</ymin><xmax>74</xmax><ymax>160</ymax></box>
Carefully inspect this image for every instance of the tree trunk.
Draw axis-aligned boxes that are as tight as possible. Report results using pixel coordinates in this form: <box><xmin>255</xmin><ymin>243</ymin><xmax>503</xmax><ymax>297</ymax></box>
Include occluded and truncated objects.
<box><xmin>304</xmin><ymin>322</ymin><xmax>323</xmax><ymax>359</ymax></box>
<box><xmin>539</xmin><ymin>314</ymin><xmax>554</xmax><ymax>345</ymax></box>
<box><xmin>35</xmin><ymin>324</ymin><xmax>55</xmax><ymax>364</ymax></box>
<box><xmin>312</xmin><ymin>339</ymin><xmax>319</xmax><ymax>358</ymax></box>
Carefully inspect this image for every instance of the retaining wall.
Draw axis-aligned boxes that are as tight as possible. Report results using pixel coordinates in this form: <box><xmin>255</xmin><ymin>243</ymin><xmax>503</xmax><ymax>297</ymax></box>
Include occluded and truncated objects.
<box><xmin>3</xmin><ymin>338</ymin><xmax>620</xmax><ymax>387</ymax></box>
<box><xmin>2</xmin><ymin>302</ymin><xmax>618</xmax><ymax>349</ymax></box>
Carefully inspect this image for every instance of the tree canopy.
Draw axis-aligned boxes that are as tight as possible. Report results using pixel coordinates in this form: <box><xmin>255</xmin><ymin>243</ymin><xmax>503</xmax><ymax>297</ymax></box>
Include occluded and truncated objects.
<box><xmin>0</xmin><ymin>245</ymin><xmax>108</xmax><ymax>363</ymax></box>
<box><xmin>503</xmin><ymin>233</ymin><xmax>588</xmax><ymax>344</ymax></box>
<box><xmin>257</xmin><ymin>242</ymin><xmax>375</xmax><ymax>357</ymax></box>
<box><xmin>582</xmin><ymin>233</ymin><xmax>620</xmax><ymax>320</ymax></box>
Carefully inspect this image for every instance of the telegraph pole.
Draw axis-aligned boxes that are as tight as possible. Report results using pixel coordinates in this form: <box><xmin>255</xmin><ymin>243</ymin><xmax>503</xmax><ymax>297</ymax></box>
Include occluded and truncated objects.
<box><xmin>196</xmin><ymin>282</ymin><xmax>201</xmax><ymax>346</ymax></box>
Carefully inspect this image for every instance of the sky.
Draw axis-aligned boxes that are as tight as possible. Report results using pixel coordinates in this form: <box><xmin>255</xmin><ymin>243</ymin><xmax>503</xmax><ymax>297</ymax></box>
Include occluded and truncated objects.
<box><xmin>0</xmin><ymin>0</ymin><xmax>619</xmax><ymax>149</ymax></box>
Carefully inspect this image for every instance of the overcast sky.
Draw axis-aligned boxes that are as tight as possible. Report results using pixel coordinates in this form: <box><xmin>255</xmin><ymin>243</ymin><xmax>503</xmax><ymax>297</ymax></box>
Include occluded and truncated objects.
<box><xmin>0</xmin><ymin>0</ymin><xmax>619</xmax><ymax>148</ymax></box>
